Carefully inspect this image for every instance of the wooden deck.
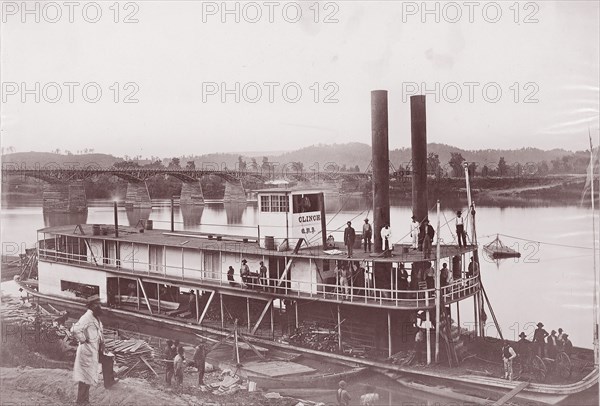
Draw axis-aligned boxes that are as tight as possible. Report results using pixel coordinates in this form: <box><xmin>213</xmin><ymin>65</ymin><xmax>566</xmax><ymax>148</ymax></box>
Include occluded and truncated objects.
<box><xmin>38</xmin><ymin>224</ymin><xmax>476</xmax><ymax>263</ymax></box>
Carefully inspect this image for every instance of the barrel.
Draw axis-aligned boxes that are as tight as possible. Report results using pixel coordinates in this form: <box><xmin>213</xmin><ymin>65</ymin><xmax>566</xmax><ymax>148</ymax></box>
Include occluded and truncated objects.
<box><xmin>92</xmin><ymin>224</ymin><xmax>101</xmax><ymax>236</ymax></box>
<box><xmin>145</xmin><ymin>220</ymin><xmax>153</xmax><ymax>230</ymax></box>
<box><xmin>264</xmin><ymin>236</ymin><xmax>275</xmax><ymax>250</ymax></box>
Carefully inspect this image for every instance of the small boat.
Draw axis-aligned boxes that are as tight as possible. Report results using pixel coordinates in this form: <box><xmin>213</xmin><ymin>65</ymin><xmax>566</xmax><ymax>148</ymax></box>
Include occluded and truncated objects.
<box><xmin>248</xmin><ymin>367</ymin><xmax>368</xmax><ymax>389</ymax></box>
<box><xmin>484</xmin><ymin>235</ymin><xmax>521</xmax><ymax>259</ymax></box>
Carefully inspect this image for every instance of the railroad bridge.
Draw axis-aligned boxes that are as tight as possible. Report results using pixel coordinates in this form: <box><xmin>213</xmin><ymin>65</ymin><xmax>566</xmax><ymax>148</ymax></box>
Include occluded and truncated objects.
<box><xmin>1</xmin><ymin>166</ymin><xmax>380</xmax><ymax>213</ymax></box>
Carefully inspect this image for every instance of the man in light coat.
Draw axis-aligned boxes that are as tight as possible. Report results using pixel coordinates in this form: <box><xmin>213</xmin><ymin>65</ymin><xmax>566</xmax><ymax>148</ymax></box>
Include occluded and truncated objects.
<box><xmin>72</xmin><ymin>295</ymin><xmax>104</xmax><ymax>405</ymax></box>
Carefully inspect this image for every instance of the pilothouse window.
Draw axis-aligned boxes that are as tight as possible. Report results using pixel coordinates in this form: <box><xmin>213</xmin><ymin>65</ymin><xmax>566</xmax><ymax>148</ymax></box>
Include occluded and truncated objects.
<box><xmin>260</xmin><ymin>195</ymin><xmax>289</xmax><ymax>212</ymax></box>
<box><xmin>293</xmin><ymin>193</ymin><xmax>319</xmax><ymax>213</ymax></box>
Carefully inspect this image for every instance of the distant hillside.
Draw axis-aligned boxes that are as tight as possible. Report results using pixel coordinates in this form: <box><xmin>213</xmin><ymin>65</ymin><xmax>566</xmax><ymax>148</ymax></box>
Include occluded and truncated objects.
<box><xmin>2</xmin><ymin>152</ymin><xmax>122</xmax><ymax>168</ymax></box>
<box><xmin>1</xmin><ymin>144</ymin><xmax>584</xmax><ymax>173</ymax></box>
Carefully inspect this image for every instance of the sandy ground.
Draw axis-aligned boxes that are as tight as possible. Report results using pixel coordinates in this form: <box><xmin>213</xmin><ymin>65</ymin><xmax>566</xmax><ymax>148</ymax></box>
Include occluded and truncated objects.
<box><xmin>0</xmin><ymin>367</ymin><xmax>196</xmax><ymax>405</ymax></box>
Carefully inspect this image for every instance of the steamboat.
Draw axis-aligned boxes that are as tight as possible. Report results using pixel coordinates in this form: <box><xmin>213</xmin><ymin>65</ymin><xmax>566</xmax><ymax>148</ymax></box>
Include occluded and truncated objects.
<box><xmin>14</xmin><ymin>93</ymin><xmax>598</xmax><ymax>404</ymax></box>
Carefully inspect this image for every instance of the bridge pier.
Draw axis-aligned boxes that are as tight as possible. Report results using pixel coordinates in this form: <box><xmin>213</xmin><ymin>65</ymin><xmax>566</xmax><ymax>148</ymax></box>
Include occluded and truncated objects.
<box><xmin>180</xmin><ymin>181</ymin><xmax>205</xmax><ymax>205</ymax></box>
<box><xmin>42</xmin><ymin>182</ymin><xmax>87</xmax><ymax>213</ymax></box>
<box><xmin>223</xmin><ymin>180</ymin><xmax>247</xmax><ymax>203</ymax></box>
<box><xmin>125</xmin><ymin>182</ymin><xmax>152</xmax><ymax>210</ymax></box>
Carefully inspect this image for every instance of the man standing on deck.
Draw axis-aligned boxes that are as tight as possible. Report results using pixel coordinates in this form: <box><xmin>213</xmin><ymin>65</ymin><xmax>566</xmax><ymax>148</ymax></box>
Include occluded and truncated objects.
<box><xmin>381</xmin><ymin>224</ymin><xmax>392</xmax><ymax>257</ymax></box>
<box><xmin>533</xmin><ymin>322</ymin><xmax>549</xmax><ymax>357</ymax></box>
<box><xmin>71</xmin><ymin>295</ymin><xmax>104</xmax><ymax>405</ymax></box>
<box><xmin>456</xmin><ymin>210</ymin><xmax>467</xmax><ymax>248</ymax></box>
<box><xmin>410</xmin><ymin>216</ymin><xmax>419</xmax><ymax>250</ymax></box>
<box><xmin>259</xmin><ymin>261</ymin><xmax>268</xmax><ymax>291</ymax></box>
<box><xmin>501</xmin><ymin>340</ymin><xmax>517</xmax><ymax>381</ymax></box>
<box><xmin>547</xmin><ymin>330</ymin><xmax>559</xmax><ymax>358</ymax></box>
<box><xmin>344</xmin><ymin>221</ymin><xmax>356</xmax><ymax>258</ymax></box>
<box><xmin>362</xmin><ymin>218</ymin><xmax>372</xmax><ymax>253</ymax></box>
<box><xmin>467</xmin><ymin>257</ymin><xmax>479</xmax><ymax>278</ymax></box>
<box><xmin>240</xmin><ymin>259</ymin><xmax>250</xmax><ymax>287</ymax></box>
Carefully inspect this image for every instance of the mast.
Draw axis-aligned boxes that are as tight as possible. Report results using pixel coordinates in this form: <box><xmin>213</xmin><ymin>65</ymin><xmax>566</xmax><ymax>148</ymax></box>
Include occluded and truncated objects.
<box><xmin>589</xmin><ymin>133</ymin><xmax>599</xmax><ymax>366</ymax></box>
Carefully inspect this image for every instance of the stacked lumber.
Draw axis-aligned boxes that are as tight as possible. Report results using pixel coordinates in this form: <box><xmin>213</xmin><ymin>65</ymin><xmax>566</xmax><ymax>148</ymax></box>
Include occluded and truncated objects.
<box><xmin>103</xmin><ymin>338</ymin><xmax>159</xmax><ymax>378</ymax></box>
<box><xmin>0</xmin><ymin>296</ymin><xmax>68</xmax><ymax>327</ymax></box>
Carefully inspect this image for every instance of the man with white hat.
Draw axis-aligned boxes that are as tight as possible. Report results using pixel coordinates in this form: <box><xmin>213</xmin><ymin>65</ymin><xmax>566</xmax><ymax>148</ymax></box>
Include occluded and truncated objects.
<box><xmin>362</xmin><ymin>218</ymin><xmax>372</xmax><ymax>253</ymax></box>
<box><xmin>71</xmin><ymin>295</ymin><xmax>105</xmax><ymax>404</ymax></box>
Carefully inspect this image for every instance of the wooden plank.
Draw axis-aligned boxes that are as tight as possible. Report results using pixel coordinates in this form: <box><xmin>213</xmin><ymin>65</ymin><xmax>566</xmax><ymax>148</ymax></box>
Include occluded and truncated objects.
<box><xmin>198</xmin><ymin>290</ymin><xmax>215</xmax><ymax>325</ymax></box>
<box><xmin>137</xmin><ymin>278</ymin><xmax>153</xmax><ymax>315</ymax></box>
<box><xmin>491</xmin><ymin>382</ymin><xmax>529</xmax><ymax>406</ymax></box>
<box><xmin>140</xmin><ymin>356</ymin><xmax>159</xmax><ymax>377</ymax></box>
<box><xmin>250</xmin><ymin>299</ymin><xmax>273</xmax><ymax>335</ymax></box>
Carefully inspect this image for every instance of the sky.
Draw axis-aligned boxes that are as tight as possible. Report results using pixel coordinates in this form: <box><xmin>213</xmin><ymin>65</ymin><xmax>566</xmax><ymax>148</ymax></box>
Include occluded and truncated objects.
<box><xmin>1</xmin><ymin>0</ymin><xmax>599</xmax><ymax>157</ymax></box>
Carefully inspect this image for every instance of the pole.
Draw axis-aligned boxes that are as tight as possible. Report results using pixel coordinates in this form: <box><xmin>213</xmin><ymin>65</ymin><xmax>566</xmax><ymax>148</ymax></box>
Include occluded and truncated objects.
<box><xmin>435</xmin><ymin>200</ymin><xmax>441</xmax><ymax>363</ymax></box>
<box><xmin>247</xmin><ymin>297</ymin><xmax>251</xmax><ymax>333</ymax></box>
<box><xmin>589</xmin><ymin>133</ymin><xmax>599</xmax><ymax>366</ymax></box>
<box><xmin>337</xmin><ymin>304</ymin><xmax>343</xmax><ymax>353</ymax></box>
<box><xmin>170</xmin><ymin>198</ymin><xmax>175</xmax><ymax>232</ymax></box>
<box><xmin>233</xmin><ymin>320</ymin><xmax>240</xmax><ymax>365</ymax></box>
<box><xmin>426</xmin><ymin>296</ymin><xmax>431</xmax><ymax>364</ymax></box>
<box><xmin>388</xmin><ymin>311</ymin><xmax>392</xmax><ymax>358</ymax></box>
<box><xmin>220</xmin><ymin>293</ymin><xmax>224</xmax><ymax>329</ymax></box>
<box><xmin>114</xmin><ymin>201</ymin><xmax>119</xmax><ymax>238</ymax></box>
<box><xmin>473</xmin><ymin>295</ymin><xmax>478</xmax><ymax>337</ymax></box>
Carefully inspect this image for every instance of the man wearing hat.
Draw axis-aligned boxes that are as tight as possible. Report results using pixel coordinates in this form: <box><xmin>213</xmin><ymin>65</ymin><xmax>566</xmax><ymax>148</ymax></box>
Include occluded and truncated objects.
<box><xmin>562</xmin><ymin>334</ymin><xmax>573</xmax><ymax>355</ymax></box>
<box><xmin>336</xmin><ymin>380</ymin><xmax>351</xmax><ymax>406</ymax></box>
<box><xmin>533</xmin><ymin>322</ymin><xmax>549</xmax><ymax>357</ymax></box>
<box><xmin>362</xmin><ymin>218</ymin><xmax>372</xmax><ymax>253</ymax></box>
<box><xmin>516</xmin><ymin>332</ymin><xmax>531</xmax><ymax>372</ymax></box>
<box><xmin>410</xmin><ymin>216</ymin><xmax>419</xmax><ymax>250</ymax></box>
<box><xmin>343</xmin><ymin>221</ymin><xmax>356</xmax><ymax>258</ymax></box>
<box><xmin>547</xmin><ymin>330</ymin><xmax>559</xmax><ymax>358</ymax></box>
<box><xmin>71</xmin><ymin>295</ymin><xmax>105</xmax><ymax>404</ymax></box>
<box><xmin>456</xmin><ymin>210</ymin><xmax>467</xmax><ymax>248</ymax></box>
<box><xmin>240</xmin><ymin>259</ymin><xmax>250</xmax><ymax>287</ymax></box>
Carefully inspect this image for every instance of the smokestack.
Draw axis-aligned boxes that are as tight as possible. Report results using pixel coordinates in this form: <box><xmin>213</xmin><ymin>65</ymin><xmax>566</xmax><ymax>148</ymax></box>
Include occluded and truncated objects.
<box><xmin>411</xmin><ymin>95</ymin><xmax>428</xmax><ymax>225</ymax></box>
<box><xmin>371</xmin><ymin>90</ymin><xmax>390</xmax><ymax>253</ymax></box>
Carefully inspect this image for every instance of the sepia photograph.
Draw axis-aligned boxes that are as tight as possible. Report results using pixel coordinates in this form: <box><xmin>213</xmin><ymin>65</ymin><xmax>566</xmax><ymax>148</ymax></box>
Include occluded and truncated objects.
<box><xmin>1</xmin><ymin>1</ymin><xmax>599</xmax><ymax>405</ymax></box>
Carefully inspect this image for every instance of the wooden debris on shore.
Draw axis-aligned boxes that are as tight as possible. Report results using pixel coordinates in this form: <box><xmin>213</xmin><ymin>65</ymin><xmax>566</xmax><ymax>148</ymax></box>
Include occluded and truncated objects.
<box><xmin>103</xmin><ymin>337</ymin><xmax>159</xmax><ymax>378</ymax></box>
<box><xmin>0</xmin><ymin>295</ymin><xmax>68</xmax><ymax>329</ymax></box>
<box><xmin>289</xmin><ymin>323</ymin><xmax>367</xmax><ymax>357</ymax></box>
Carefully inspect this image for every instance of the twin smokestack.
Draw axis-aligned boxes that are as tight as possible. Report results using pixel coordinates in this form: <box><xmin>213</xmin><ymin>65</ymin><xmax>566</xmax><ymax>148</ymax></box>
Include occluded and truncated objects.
<box><xmin>371</xmin><ymin>91</ymin><xmax>428</xmax><ymax>253</ymax></box>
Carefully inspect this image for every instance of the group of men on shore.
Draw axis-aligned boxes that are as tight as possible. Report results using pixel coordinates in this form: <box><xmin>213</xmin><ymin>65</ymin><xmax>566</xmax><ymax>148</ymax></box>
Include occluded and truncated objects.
<box><xmin>164</xmin><ymin>339</ymin><xmax>206</xmax><ymax>387</ymax></box>
<box><xmin>502</xmin><ymin>322</ymin><xmax>574</xmax><ymax>381</ymax></box>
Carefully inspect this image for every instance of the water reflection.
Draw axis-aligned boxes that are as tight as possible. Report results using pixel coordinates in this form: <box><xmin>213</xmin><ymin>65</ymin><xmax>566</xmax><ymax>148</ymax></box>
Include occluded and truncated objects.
<box><xmin>125</xmin><ymin>208</ymin><xmax>151</xmax><ymax>227</ymax></box>
<box><xmin>180</xmin><ymin>205</ymin><xmax>204</xmax><ymax>228</ymax></box>
<box><xmin>223</xmin><ymin>203</ymin><xmax>246</xmax><ymax>224</ymax></box>
<box><xmin>43</xmin><ymin>212</ymin><xmax>88</xmax><ymax>228</ymax></box>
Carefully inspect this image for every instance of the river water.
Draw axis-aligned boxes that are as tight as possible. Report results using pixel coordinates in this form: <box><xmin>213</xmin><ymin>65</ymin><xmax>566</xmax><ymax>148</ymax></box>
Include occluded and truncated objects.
<box><xmin>1</xmin><ymin>198</ymin><xmax>597</xmax><ymax>349</ymax></box>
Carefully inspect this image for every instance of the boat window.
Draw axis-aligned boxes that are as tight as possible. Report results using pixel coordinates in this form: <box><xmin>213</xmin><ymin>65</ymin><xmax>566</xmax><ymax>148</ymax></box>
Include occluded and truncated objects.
<box><xmin>292</xmin><ymin>193</ymin><xmax>319</xmax><ymax>213</ymax></box>
<box><xmin>260</xmin><ymin>195</ymin><xmax>289</xmax><ymax>212</ymax></box>
<box><xmin>60</xmin><ymin>280</ymin><xmax>99</xmax><ymax>299</ymax></box>
<box><xmin>260</xmin><ymin>195</ymin><xmax>270</xmax><ymax>212</ymax></box>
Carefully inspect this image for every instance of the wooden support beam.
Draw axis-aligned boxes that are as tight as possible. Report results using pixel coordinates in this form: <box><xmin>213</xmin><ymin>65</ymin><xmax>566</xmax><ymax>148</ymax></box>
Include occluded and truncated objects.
<box><xmin>388</xmin><ymin>311</ymin><xmax>392</xmax><ymax>358</ymax></box>
<box><xmin>337</xmin><ymin>304</ymin><xmax>342</xmax><ymax>353</ymax></box>
<box><xmin>137</xmin><ymin>279</ymin><xmax>140</xmax><ymax>310</ymax></box>
<box><xmin>295</xmin><ymin>300</ymin><xmax>299</xmax><ymax>329</ymax></box>
<box><xmin>220</xmin><ymin>293</ymin><xmax>224</xmax><ymax>329</ymax></box>
<box><xmin>157</xmin><ymin>283</ymin><xmax>160</xmax><ymax>313</ymax></box>
<box><xmin>195</xmin><ymin>290</ymin><xmax>200</xmax><ymax>322</ymax></box>
<box><xmin>270</xmin><ymin>302</ymin><xmax>274</xmax><ymax>339</ymax></box>
<box><xmin>247</xmin><ymin>297</ymin><xmax>251</xmax><ymax>333</ymax></box>
<box><xmin>251</xmin><ymin>299</ymin><xmax>273</xmax><ymax>335</ymax></box>
<box><xmin>137</xmin><ymin>278</ymin><xmax>153</xmax><ymax>315</ymax></box>
<box><xmin>277</xmin><ymin>258</ymin><xmax>295</xmax><ymax>287</ymax></box>
<box><xmin>198</xmin><ymin>291</ymin><xmax>215</xmax><ymax>325</ymax></box>
<box><xmin>234</xmin><ymin>320</ymin><xmax>240</xmax><ymax>364</ymax></box>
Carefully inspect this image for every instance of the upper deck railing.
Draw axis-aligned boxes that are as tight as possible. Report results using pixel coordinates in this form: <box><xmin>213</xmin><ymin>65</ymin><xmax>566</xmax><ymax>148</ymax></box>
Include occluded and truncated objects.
<box><xmin>37</xmin><ymin>245</ymin><xmax>481</xmax><ymax>310</ymax></box>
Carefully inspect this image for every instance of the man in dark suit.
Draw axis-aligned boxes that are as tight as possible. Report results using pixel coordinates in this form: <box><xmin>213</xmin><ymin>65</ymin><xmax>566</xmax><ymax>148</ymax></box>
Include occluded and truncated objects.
<box><xmin>344</xmin><ymin>221</ymin><xmax>356</xmax><ymax>258</ymax></box>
